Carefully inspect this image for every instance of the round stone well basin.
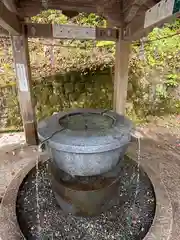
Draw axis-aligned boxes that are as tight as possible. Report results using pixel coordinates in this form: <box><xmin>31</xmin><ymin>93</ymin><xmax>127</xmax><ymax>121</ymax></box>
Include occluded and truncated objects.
<box><xmin>0</xmin><ymin>152</ymin><xmax>173</xmax><ymax>240</ymax></box>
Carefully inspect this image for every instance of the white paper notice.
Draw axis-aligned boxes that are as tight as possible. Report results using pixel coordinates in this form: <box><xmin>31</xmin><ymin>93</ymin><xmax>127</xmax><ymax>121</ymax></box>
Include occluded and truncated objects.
<box><xmin>16</xmin><ymin>63</ymin><xmax>29</xmax><ymax>92</ymax></box>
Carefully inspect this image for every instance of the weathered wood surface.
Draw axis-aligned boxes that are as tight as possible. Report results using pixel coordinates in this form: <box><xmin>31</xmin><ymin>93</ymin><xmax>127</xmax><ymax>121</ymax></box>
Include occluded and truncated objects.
<box><xmin>2</xmin><ymin>0</ymin><xmax>17</xmax><ymax>13</ymax></box>
<box><xmin>113</xmin><ymin>29</ymin><xmax>131</xmax><ymax>115</ymax></box>
<box><xmin>16</xmin><ymin>0</ymin><xmax>160</xmax><ymax>27</ymax></box>
<box><xmin>11</xmin><ymin>33</ymin><xmax>38</xmax><ymax>145</ymax></box>
<box><xmin>0</xmin><ymin>1</ymin><xmax>21</xmax><ymax>35</ymax></box>
<box><xmin>123</xmin><ymin>0</ymin><xmax>159</xmax><ymax>23</ymax></box>
<box><xmin>25</xmin><ymin>23</ymin><xmax>119</xmax><ymax>41</ymax></box>
<box><xmin>2</xmin><ymin>0</ymin><xmax>180</xmax><ymax>41</ymax></box>
<box><xmin>2</xmin><ymin>0</ymin><xmax>180</xmax><ymax>40</ymax></box>
<box><xmin>0</xmin><ymin>27</ymin><xmax>9</xmax><ymax>36</ymax></box>
<box><xmin>124</xmin><ymin>5</ymin><xmax>180</xmax><ymax>40</ymax></box>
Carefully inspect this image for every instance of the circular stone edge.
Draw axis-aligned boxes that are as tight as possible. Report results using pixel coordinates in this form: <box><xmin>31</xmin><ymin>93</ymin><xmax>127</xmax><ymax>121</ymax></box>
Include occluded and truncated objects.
<box><xmin>0</xmin><ymin>153</ymin><xmax>173</xmax><ymax>240</ymax></box>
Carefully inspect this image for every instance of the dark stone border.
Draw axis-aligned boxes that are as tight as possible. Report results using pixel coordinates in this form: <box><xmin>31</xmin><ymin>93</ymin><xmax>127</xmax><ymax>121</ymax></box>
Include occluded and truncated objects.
<box><xmin>0</xmin><ymin>153</ymin><xmax>49</xmax><ymax>240</ymax></box>
<box><xmin>141</xmin><ymin>161</ymin><xmax>173</xmax><ymax>240</ymax></box>
<box><xmin>0</xmin><ymin>153</ymin><xmax>173</xmax><ymax>240</ymax></box>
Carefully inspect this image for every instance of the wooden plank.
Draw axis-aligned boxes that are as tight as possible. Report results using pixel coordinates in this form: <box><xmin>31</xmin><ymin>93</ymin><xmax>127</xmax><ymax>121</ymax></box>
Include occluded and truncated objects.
<box><xmin>124</xmin><ymin>4</ymin><xmax>140</xmax><ymax>23</ymax></box>
<box><xmin>25</xmin><ymin>23</ymin><xmax>119</xmax><ymax>41</ymax></box>
<box><xmin>144</xmin><ymin>0</ymin><xmax>178</xmax><ymax>28</ymax></box>
<box><xmin>25</xmin><ymin>24</ymin><xmax>52</xmax><ymax>38</ymax></box>
<box><xmin>17</xmin><ymin>0</ymin><xmax>122</xmax><ymax>26</ymax></box>
<box><xmin>96</xmin><ymin>27</ymin><xmax>119</xmax><ymax>41</ymax></box>
<box><xmin>113</xmin><ymin>29</ymin><xmax>131</xmax><ymax>115</ymax></box>
<box><xmin>0</xmin><ymin>1</ymin><xmax>21</xmax><ymax>35</ymax></box>
<box><xmin>124</xmin><ymin>11</ymin><xmax>180</xmax><ymax>40</ymax></box>
<box><xmin>124</xmin><ymin>14</ymin><xmax>145</xmax><ymax>40</ymax></box>
<box><xmin>0</xmin><ymin>26</ymin><xmax>9</xmax><ymax>36</ymax></box>
<box><xmin>20</xmin><ymin>0</ymin><xmax>96</xmax><ymax>17</ymax></box>
<box><xmin>124</xmin><ymin>0</ymin><xmax>148</xmax><ymax>23</ymax></box>
<box><xmin>52</xmin><ymin>24</ymin><xmax>96</xmax><ymax>39</ymax></box>
<box><xmin>124</xmin><ymin>0</ymin><xmax>180</xmax><ymax>40</ymax></box>
<box><xmin>3</xmin><ymin>0</ymin><xmax>17</xmax><ymax>13</ymax></box>
<box><xmin>11</xmin><ymin>33</ymin><xmax>38</xmax><ymax>145</ymax></box>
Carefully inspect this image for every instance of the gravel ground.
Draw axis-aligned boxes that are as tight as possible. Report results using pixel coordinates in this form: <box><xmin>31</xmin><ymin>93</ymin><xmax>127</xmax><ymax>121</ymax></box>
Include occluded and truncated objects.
<box><xmin>0</xmin><ymin>132</ymin><xmax>36</xmax><ymax>201</ymax></box>
<box><xmin>0</xmin><ymin>117</ymin><xmax>179</xmax><ymax>239</ymax></box>
<box><xmin>0</xmin><ymin>132</ymin><xmax>25</xmax><ymax>149</ymax></box>
<box><xmin>16</xmin><ymin>157</ymin><xmax>155</xmax><ymax>240</ymax></box>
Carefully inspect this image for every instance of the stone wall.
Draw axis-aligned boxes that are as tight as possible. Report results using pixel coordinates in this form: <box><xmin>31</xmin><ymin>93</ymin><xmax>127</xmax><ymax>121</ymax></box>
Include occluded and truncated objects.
<box><xmin>34</xmin><ymin>69</ymin><xmax>113</xmax><ymax>120</ymax></box>
<box><xmin>1</xmin><ymin>68</ymin><xmax>113</xmax><ymax>130</ymax></box>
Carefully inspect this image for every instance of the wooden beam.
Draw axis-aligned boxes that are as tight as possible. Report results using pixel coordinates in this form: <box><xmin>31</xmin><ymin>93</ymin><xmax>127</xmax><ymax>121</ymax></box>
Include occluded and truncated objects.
<box><xmin>24</xmin><ymin>23</ymin><xmax>119</xmax><ymax>41</ymax></box>
<box><xmin>3</xmin><ymin>0</ymin><xmax>17</xmax><ymax>14</ymax></box>
<box><xmin>124</xmin><ymin>14</ymin><xmax>145</xmax><ymax>40</ymax></box>
<box><xmin>0</xmin><ymin>26</ymin><xmax>9</xmax><ymax>36</ymax></box>
<box><xmin>19</xmin><ymin>1</ymin><xmax>96</xmax><ymax>17</ymax></box>
<box><xmin>18</xmin><ymin>0</ymin><xmax>123</xmax><ymax>26</ymax></box>
<box><xmin>113</xmin><ymin>29</ymin><xmax>131</xmax><ymax>115</ymax></box>
<box><xmin>11</xmin><ymin>33</ymin><xmax>38</xmax><ymax>145</ymax></box>
<box><xmin>124</xmin><ymin>0</ymin><xmax>180</xmax><ymax>40</ymax></box>
<box><xmin>0</xmin><ymin>1</ymin><xmax>21</xmax><ymax>35</ymax></box>
<box><xmin>124</xmin><ymin>12</ymin><xmax>180</xmax><ymax>40</ymax></box>
<box><xmin>124</xmin><ymin>4</ymin><xmax>140</xmax><ymax>23</ymax></box>
<box><xmin>124</xmin><ymin>0</ymin><xmax>148</xmax><ymax>23</ymax></box>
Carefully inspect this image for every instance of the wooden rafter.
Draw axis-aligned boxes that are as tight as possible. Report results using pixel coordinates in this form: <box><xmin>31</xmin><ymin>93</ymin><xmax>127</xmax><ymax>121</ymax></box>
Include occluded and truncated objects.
<box><xmin>25</xmin><ymin>23</ymin><xmax>119</xmax><ymax>41</ymax></box>
<box><xmin>0</xmin><ymin>0</ymin><xmax>165</xmax><ymax>31</ymax></box>
<box><xmin>18</xmin><ymin>0</ymin><xmax>96</xmax><ymax>17</ymax></box>
<box><xmin>0</xmin><ymin>1</ymin><xmax>21</xmax><ymax>35</ymax></box>
<box><xmin>0</xmin><ymin>26</ymin><xmax>9</xmax><ymax>36</ymax></box>
<box><xmin>17</xmin><ymin>0</ymin><xmax>123</xmax><ymax>26</ymax></box>
<box><xmin>124</xmin><ymin>0</ymin><xmax>180</xmax><ymax>40</ymax></box>
<box><xmin>0</xmin><ymin>0</ymin><xmax>178</xmax><ymax>146</ymax></box>
<box><xmin>123</xmin><ymin>0</ymin><xmax>160</xmax><ymax>23</ymax></box>
<box><xmin>124</xmin><ymin>0</ymin><xmax>147</xmax><ymax>23</ymax></box>
<box><xmin>3</xmin><ymin>0</ymin><xmax>17</xmax><ymax>14</ymax></box>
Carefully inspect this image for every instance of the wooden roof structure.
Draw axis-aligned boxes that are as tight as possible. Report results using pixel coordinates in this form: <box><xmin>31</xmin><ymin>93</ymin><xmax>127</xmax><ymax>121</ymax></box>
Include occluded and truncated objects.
<box><xmin>11</xmin><ymin>0</ymin><xmax>160</xmax><ymax>25</ymax></box>
<box><xmin>1</xmin><ymin>0</ymin><xmax>178</xmax><ymax>39</ymax></box>
<box><xmin>0</xmin><ymin>0</ymin><xmax>179</xmax><ymax>145</ymax></box>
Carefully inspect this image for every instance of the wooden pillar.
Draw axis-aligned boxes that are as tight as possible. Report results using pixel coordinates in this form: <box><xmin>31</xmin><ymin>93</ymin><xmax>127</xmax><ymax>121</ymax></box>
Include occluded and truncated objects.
<box><xmin>113</xmin><ymin>29</ymin><xmax>131</xmax><ymax>115</ymax></box>
<box><xmin>11</xmin><ymin>33</ymin><xmax>38</xmax><ymax>145</ymax></box>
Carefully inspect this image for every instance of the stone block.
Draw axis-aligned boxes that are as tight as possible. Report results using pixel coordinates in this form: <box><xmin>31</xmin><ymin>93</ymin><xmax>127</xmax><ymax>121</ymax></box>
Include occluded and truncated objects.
<box><xmin>64</xmin><ymin>82</ymin><xmax>74</xmax><ymax>93</ymax></box>
<box><xmin>75</xmin><ymin>82</ymin><xmax>85</xmax><ymax>92</ymax></box>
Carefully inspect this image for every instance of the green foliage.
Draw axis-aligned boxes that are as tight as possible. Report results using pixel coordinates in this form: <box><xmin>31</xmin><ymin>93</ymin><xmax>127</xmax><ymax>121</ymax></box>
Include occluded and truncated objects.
<box><xmin>0</xmin><ymin>12</ymin><xmax>180</xmax><ymax>129</ymax></box>
<box><xmin>5</xmin><ymin>93</ymin><xmax>22</xmax><ymax>128</ymax></box>
<box><xmin>32</xmin><ymin>10</ymin><xmax>106</xmax><ymax>27</ymax></box>
<box><xmin>32</xmin><ymin>70</ymin><xmax>113</xmax><ymax>121</ymax></box>
<box><xmin>28</xmin><ymin>42</ymin><xmax>114</xmax><ymax>78</ymax></box>
<box><xmin>32</xmin><ymin>10</ymin><xmax>68</xmax><ymax>24</ymax></box>
<box><xmin>72</xmin><ymin>13</ymin><xmax>106</xmax><ymax>27</ymax></box>
<box><xmin>128</xmin><ymin>19</ymin><xmax>180</xmax><ymax>118</ymax></box>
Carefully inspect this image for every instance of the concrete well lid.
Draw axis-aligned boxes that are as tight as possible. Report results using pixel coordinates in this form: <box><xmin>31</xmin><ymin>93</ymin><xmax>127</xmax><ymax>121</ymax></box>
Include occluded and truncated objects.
<box><xmin>37</xmin><ymin>108</ymin><xmax>133</xmax><ymax>153</ymax></box>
